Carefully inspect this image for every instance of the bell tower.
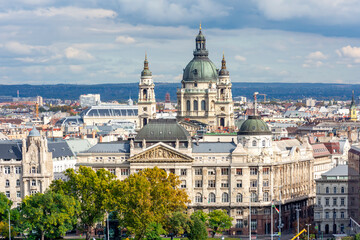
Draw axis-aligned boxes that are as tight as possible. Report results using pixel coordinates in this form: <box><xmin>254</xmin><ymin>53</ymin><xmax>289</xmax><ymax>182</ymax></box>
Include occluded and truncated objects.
<box><xmin>215</xmin><ymin>53</ymin><xmax>234</xmax><ymax>129</ymax></box>
<box><xmin>350</xmin><ymin>90</ymin><xmax>357</xmax><ymax>121</ymax></box>
<box><xmin>138</xmin><ymin>54</ymin><xmax>156</xmax><ymax>129</ymax></box>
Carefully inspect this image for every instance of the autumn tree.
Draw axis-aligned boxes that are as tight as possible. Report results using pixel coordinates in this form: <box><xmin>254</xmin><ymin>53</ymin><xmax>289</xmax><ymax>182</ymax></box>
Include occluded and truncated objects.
<box><xmin>20</xmin><ymin>191</ymin><xmax>79</xmax><ymax>240</ymax></box>
<box><xmin>115</xmin><ymin>167</ymin><xmax>190</xmax><ymax>240</ymax></box>
<box><xmin>0</xmin><ymin>192</ymin><xmax>11</xmax><ymax>221</ymax></box>
<box><xmin>208</xmin><ymin>209</ymin><xmax>233</xmax><ymax>237</ymax></box>
<box><xmin>50</xmin><ymin>166</ymin><xmax>117</xmax><ymax>240</ymax></box>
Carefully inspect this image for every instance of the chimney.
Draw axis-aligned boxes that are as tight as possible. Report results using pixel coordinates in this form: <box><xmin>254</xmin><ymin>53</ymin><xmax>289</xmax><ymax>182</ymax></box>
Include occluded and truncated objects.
<box><xmin>99</xmin><ymin>135</ymin><xmax>103</xmax><ymax>143</ymax></box>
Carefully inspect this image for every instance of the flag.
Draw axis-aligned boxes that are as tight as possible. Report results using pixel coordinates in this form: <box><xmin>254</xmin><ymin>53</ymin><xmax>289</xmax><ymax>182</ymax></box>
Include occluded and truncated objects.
<box><xmin>272</xmin><ymin>201</ymin><xmax>280</xmax><ymax>214</ymax></box>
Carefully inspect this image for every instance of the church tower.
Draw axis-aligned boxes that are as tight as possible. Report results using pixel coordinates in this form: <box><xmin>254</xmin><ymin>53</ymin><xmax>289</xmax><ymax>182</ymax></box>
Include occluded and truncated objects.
<box><xmin>350</xmin><ymin>90</ymin><xmax>357</xmax><ymax>121</ymax></box>
<box><xmin>215</xmin><ymin>54</ymin><xmax>234</xmax><ymax>128</ymax></box>
<box><xmin>138</xmin><ymin>54</ymin><xmax>156</xmax><ymax>129</ymax></box>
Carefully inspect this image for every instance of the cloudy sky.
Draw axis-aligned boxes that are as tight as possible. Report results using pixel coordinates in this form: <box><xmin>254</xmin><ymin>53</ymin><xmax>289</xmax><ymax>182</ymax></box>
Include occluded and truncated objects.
<box><xmin>1</xmin><ymin>0</ymin><xmax>360</xmax><ymax>85</ymax></box>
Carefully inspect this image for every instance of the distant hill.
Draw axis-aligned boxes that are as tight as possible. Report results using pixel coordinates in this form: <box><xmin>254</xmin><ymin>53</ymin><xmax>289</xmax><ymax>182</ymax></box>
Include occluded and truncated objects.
<box><xmin>0</xmin><ymin>82</ymin><xmax>358</xmax><ymax>102</ymax></box>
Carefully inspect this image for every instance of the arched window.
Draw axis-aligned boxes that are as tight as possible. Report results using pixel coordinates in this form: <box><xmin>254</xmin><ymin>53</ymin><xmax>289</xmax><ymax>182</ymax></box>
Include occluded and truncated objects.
<box><xmin>186</xmin><ymin>100</ymin><xmax>191</xmax><ymax>111</ymax></box>
<box><xmin>263</xmin><ymin>192</ymin><xmax>269</xmax><ymax>202</ymax></box>
<box><xmin>193</xmin><ymin>100</ymin><xmax>198</xmax><ymax>111</ymax></box>
<box><xmin>5</xmin><ymin>179</ymin><xmax>10</xmax><ymax>187</ymax></box>
<box><xmin>251</xmin><ymin>192</ymin><xmax>257</xmax><ymax>202</ymax></box>
<box><xmin>236</xmin><ymin>193</ymin><xmax>243</xmax><ymax>203</ymax></box>
<box><xmin>334</xmin><ymin>187</ymin><xmax>337</xmax><ymax>194</ymax></box>
<box><xmin>209</xmin><ymin>193</ymin><xmax>216</xmax><ymax>203</ymax></box>
<box><xmin>262</xmin><ymin>140</ymin><xmax>266</xmax><ymax>147</ymax></box>
<box><xmin>326</xmin><ymin>187</ymin><xmax>329</xmax><ymax>194</ymax></box>
<box><xmin>252</xmin><ymin>140</ymin><xmax>257</xmax><ymax>147</ymax></box>
<box><xmin>341</xmin><ymin>187</ymin><xmax>345</xmax><ymax>193</ymax></box>
<box><xmin>222</xmin><ymin>193</ymin><xmax>229</xmax><ymax>203</ymax></box>
<box><xmin>143</xmin><ymin>89</ymin><xmax>147</xmax><ymax>100</ymax></box>
<box><xmin>195</xmin><ymin>193</ymin><xmax>202</xmax><ymax>203</ymax></box>
<box><xmin>201</xmin><ymin>100</ymin><xmax>206</xmax><ymax>111</ymax></box>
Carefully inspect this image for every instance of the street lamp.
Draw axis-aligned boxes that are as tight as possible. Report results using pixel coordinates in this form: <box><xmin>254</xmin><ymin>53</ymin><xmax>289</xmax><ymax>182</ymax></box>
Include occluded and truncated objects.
<box><xmin>6</xmin><ymin>209</ymin><xmax>11</xmax><ymax>240</ymax></box>
<box><xmin>305</xmin><ymin>224</ymin><xmax>311</xmax><ymax>240</ymax></box>
<box><xmin>295</xmin><ymin>205</ymin><xmax>301</xmax><ymax>240</ymax></box>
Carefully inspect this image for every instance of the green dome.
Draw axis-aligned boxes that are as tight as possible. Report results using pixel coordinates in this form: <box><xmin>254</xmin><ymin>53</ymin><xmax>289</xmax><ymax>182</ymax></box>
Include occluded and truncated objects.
<box><xmin>183</xmin><ymin>58</ymin><xmax>218</xmax><ymax>82</ymax></box>
<box><xmin>237</xmin><ymin>116</ymin><xmax>272</xmax><ymax>136</ymax></box>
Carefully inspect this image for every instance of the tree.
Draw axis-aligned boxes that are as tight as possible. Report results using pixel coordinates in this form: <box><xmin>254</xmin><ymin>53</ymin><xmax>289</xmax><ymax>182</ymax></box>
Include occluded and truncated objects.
<box><xmin>20</xmin><ymin>191</ymin><xmax>79</xmax><ymax>240</ymax></box>
<box><xmin>50</xmin><ymin>166</ymin><xmax>116</xmax><ymax>240</ymax></box>
<box><xmin>208</xmin><ymin>209</ymin><xmax>233</xmax><ymax>237</ymax></box>
<box><xmin>187</xmin><ymin>212</ymin><xmax>208</xmax><ymax>240</ymax></box>
<box><xmin>0</xmin><ymin>192</ymin><xmax>12</xmax><ymax>221</ymax></box>
<box><xmin>165</xmin><ymin>211</ymin><xmax>190</xmax><ymax>240</ymax></box>
<box><xmin>144</xmin><ymin>222</ymin><xmax>166</xmax><ymax>240</ymax></box>
<box><xmin>116</xmin><ymin>167</ymin><xmax>190</xmax><ymax>240</ymax></box>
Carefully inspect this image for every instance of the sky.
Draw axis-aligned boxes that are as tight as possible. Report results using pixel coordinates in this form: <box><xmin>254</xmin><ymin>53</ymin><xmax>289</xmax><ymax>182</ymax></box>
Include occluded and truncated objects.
<box><xmin>1</xmin><ymin>0</ymin><xmax>360</xmax><ymax>85</ymax></box>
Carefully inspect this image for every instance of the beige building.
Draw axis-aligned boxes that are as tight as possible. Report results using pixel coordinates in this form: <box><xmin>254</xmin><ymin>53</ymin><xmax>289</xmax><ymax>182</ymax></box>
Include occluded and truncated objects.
<box><xmin>176</xmin><ymin>27</ymin><xmax>234</xmax><ymax>130</ymax></box>
<box><xmin>0</xmin><ymin>128</ymin><xmax>53</xmax><ymax>207</ymax></box>
<box><xmin>76</xmin><ymin>117</ymin><xmax>314</xmax><ymax>236</ymax></box>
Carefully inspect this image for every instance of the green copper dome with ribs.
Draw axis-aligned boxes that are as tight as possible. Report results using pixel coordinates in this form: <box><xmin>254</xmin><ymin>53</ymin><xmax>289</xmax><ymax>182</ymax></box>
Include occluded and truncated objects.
<box><xmin>182</xmin><ymin>27</ymin><xmax>218</xmax><ymax>82</ymax></box>
<box><xmin>237</xmin><ymin>116</ymin><xmax>272</xmax><ymax>136</ymax></box>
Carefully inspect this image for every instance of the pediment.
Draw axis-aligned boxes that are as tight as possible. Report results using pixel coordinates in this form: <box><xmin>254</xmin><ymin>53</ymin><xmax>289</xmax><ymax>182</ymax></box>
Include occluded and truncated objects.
<box><xmin>128</xmin><ymin>144</ymin><xmax>193</xmax><ymax>163</ymax></box>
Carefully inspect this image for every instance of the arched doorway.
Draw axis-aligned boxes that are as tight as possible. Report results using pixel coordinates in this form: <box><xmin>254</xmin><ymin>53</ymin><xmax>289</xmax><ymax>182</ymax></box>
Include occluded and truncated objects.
<box><xmin>220</xmin><ymin>118</ymin><xmax>225</xmax><ymax>127</ymax></box>
<box><xmin>325</xmin><ymin>224</ymin><xmax>329</xmax><ymax>234</ymax></box>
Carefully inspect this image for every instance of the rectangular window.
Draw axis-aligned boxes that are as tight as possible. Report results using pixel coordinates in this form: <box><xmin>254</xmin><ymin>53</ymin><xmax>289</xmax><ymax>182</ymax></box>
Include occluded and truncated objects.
<box><xmin>236</xmin><ymin>219</ymin><xmax>243</xmax><ymax>228</ymax></box>
<box><xmin>236</xmin><ymin>209</ymin><xmax>243</xmax><ymax>215</ymax></box>
<box><xmin>208</xmin><ymin>180</ymin><xmax>216</xmax><ymax>188</ymax></box>
<box><xmin>181</xmin><ymin>169</ymin><xmax>187</xmax><ymax>176</ymax></box>
<box><xmin>5</xmin><ymin>191</ymin><xmax>10</xmax><ymax>198</ymax></box>
<box><xmin>341</xmin><ymin>212</ymin><xmax>345</xmax><ymax>219</ymax></box>
<box><xmin>17</xmin><ymin>191</ymin><xmax>21</xmax><ymax>198</ymax></box>
<box><xmin>325</xmin><ymin>198</ymin><xmax>329</xmax><ymax>206</ymax></box>
<box><xmin>318</xmin><ymin>198</ymin><xmax>321</xmax><ymax>205</ymax></box>
<box><xmin>263</xmin><ymin>180</ymin><xmax>269</xmax><ymax>187</ymax></box>
<box><xmin>250</xmin><ymin>180</ymin><xmax>257</xmax><ymax>187</ymax></box>
<box><xmin>221</xmin><ymin>181</ymin><xmax>229</xmax><ymax>188</ymax></box>
<box><xmin>208</xmin><ymin>169</ymin><xmax>215</xmax><ymax>175</ymax></box>
<box><xmin>333</xmin><ymin>198</ymin><xmax>337</xmax><ymax>206</ymax></box>
<box><xmin>169</xmin><ymin>169</ymin><xmax>175</xmax><ymax>174</ymax></box>
<box><xmin>341</xmin><ymin>198</ymin><xmax>345</xmax><ymax>206</ymax></box>
<box><xmin>180</xmin><ymin>180</ymin><xmax>186</xmax><ymax>188</ymax></box>
<box><xmin>15</xmin><ymin>167</ymin><xmax>22</xmax><ymax>174</ymax></box>
<box><xmin>195</xmin><ymin>180</ymin><xmax>203</xmax><ymax>188</ymax></box>
<box><xmin>195</xmin><ymin>168</ymin><xmax>202</xmax><ymax>175</ymax></box>
<box><xmin>236</xmin><ymin>168</ymin><xmax>243</xmax><ymax>175</ymax></box>
<box><xmin>32</xmin><ymin>180</ymin><xmax>36</xmax><ymax>186</ymax></box>
<box><xmin>31</xmin><ymin>190</ymin><xmax>37</xmax><ymax>195</ymax></box>
<box><xmin>251</xmin><ymin>220</ymin><xmax>257</xmax><ymax>231</ymax></box>
<box><xmin>250</xmin><ymin>167</ymin><xmax>258</xmax><ymax>175</ymax></box>
<box><xmin>263</xmin><ymin>167</ymin><xmax>270</xmax><ymax>175</ymax></box>
<box><xmin>236</xmin><ymin>180</ymin><xmax>242</xmax><ymax>188</ymax></box>
<box><xmin>5</xmin><ymin>180</ymin><xmax>10</xmax><ymax>187</ymax></box>
<box><xmin>108</xmin><ymin>169</ymin><xmax>116</xmax><ymax>175</ymax></box>
<box><xmin>121</xmin><ymin>168</ymin><xmax>129</xmax><ymax>176</ymax></box>
<box><xmin>221</xmin><ymin>168</ymin><xmax>229</xmax><ymax>175</ymax></box>
<box><xmin>4</xmin><ymin>167</ymin><xmax>10</xmax><ymax>174</ymax></box>
<box><xmin>325</xmin><ymin>212</ymin><xmax>329</xmax><ymax>219</ymax></box>
<box><xmin>16</xmin><ymin>179</ymin><xmax>20</xmax><ymax>187</ymax></box>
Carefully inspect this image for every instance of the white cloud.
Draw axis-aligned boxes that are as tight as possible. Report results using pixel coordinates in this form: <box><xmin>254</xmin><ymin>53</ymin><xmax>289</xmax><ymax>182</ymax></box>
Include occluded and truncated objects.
<box><xmin>253</xmin><ymin>0</ymin><xmax>360</xmax><ymax>24</ymax></box>
<box><xmin>69</xmin><ymin>65</ymin><xmax>83</xmax><ymax>72</ymax></box>
<box><xmin>64</xmin><ymin>47</ymin><xmax>94</xmax><ymax>61</ymax></box>
<box><xmin>307</xmin><ymin>51</ymin><xmax>327</xmax><ymax>60</ymax></box>
<box><xmin>0</xmin><ymin>7</ymin><xmax>117</xmax><ymax>20</ymax></box>
<box><xmin>337</xmin><ymin>45</ymin><xmax>360</xmax><ymax>58</ymax></box>
<box><xmin>234</xmin><ymin>55</ymin><xmax>246</xmax><ymax>62</ymax></box>
<box><xmin>115</xmin><ymin>36</ymin><xmax>135</xmax><ymax>44</ymax></box>
<box><xmin>4</xmin><ymin>41</ymin><xmax>34</xmax><ymax>54</ymax></box>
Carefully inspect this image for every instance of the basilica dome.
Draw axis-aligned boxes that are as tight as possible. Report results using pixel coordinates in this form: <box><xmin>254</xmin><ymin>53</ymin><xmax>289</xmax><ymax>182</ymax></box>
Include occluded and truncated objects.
<box><xmin>237</xmin><ymin>116</ymin><xmax>272</xmax><ymax>136</ymax></box>
<box><xmin>182</xmin><ymin>27</ymin><xmax>218</xmax><ymax>83</ymax></box>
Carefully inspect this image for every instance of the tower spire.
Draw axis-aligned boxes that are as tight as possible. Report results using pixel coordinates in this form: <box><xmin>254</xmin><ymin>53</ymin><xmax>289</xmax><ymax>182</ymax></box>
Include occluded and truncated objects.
<box><xmin>141</xmin><ymin>52</ymin><xmax>151</xmax><ymax>76</ymax></box>
<box><xmin>219</xmin><ymin>52</ymin><xmax>229</xmax><ymax>76</ymax></box>
<box><xmin>199</xmin><ymin>22</ymin><xmax>202</xmax><ymax>31</ymax></box>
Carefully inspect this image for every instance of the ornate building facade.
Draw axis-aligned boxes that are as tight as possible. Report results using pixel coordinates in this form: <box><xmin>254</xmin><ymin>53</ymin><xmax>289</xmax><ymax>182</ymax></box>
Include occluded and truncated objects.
<box><xmin>176</xmin><ymin>27</ymin><xmax>234</xmax><ymax>129</ymax></box>
<box><xmin>77</xmin><ymin>117</ymin><xmax>314</xmax><ymax>235</ymax></box>
<box><xmin>0</xmin><ymin>128</ymin><xmax>53</xmax><ymax>206</ymax></box>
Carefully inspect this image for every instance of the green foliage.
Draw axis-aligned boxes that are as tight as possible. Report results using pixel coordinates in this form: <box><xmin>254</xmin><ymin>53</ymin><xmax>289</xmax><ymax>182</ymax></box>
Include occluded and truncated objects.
<box><xmin>50</xmin><ymin>166</ymin><xmax>116</xmax><ymax>240</ymax></box>
<box><xmin>0</xmin><ymin>192</ymin><xmax>12</xmax><ymax>222</ymax></box>
<box><xmin>208</xmin><ymin>209</ymin><xmax>233</xmax><ymax>237</ymax></box>
<box><xmin>20</xmin><ymin>191</ymin><xmax>79</xmax><ymax>240</ymax></box>
<box><xmin>190</xmin><ymin>210</ymin><xmax>209</xmax><ymax>225</ymax></box>
<box><xmin>0</xmin><ymin>221</ymin><xmax>17</xmax><ymax>238</ymax></box>
<box><xmin>187</xmin><ymin>214</ymin><xmax>208</xmax><ymax>240</ymax></box>
<box><xmin>144</xmin><ymin>222</ymin><xmax>166</xmax><ymax>240</ymax></box>
<box><xmin>165</xmin><ymin>211</ymin><xmax>190</xmax><ymax>238</ymax></box>
<box><xmin>116</xmin><ymin>167</ymin><xmax>190</xmax><ymax>240</ymax></box>
<box><xmin>356</xmin><ymin>233</ymin><xmax>360</xmax><ymax>240</ymax></box>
